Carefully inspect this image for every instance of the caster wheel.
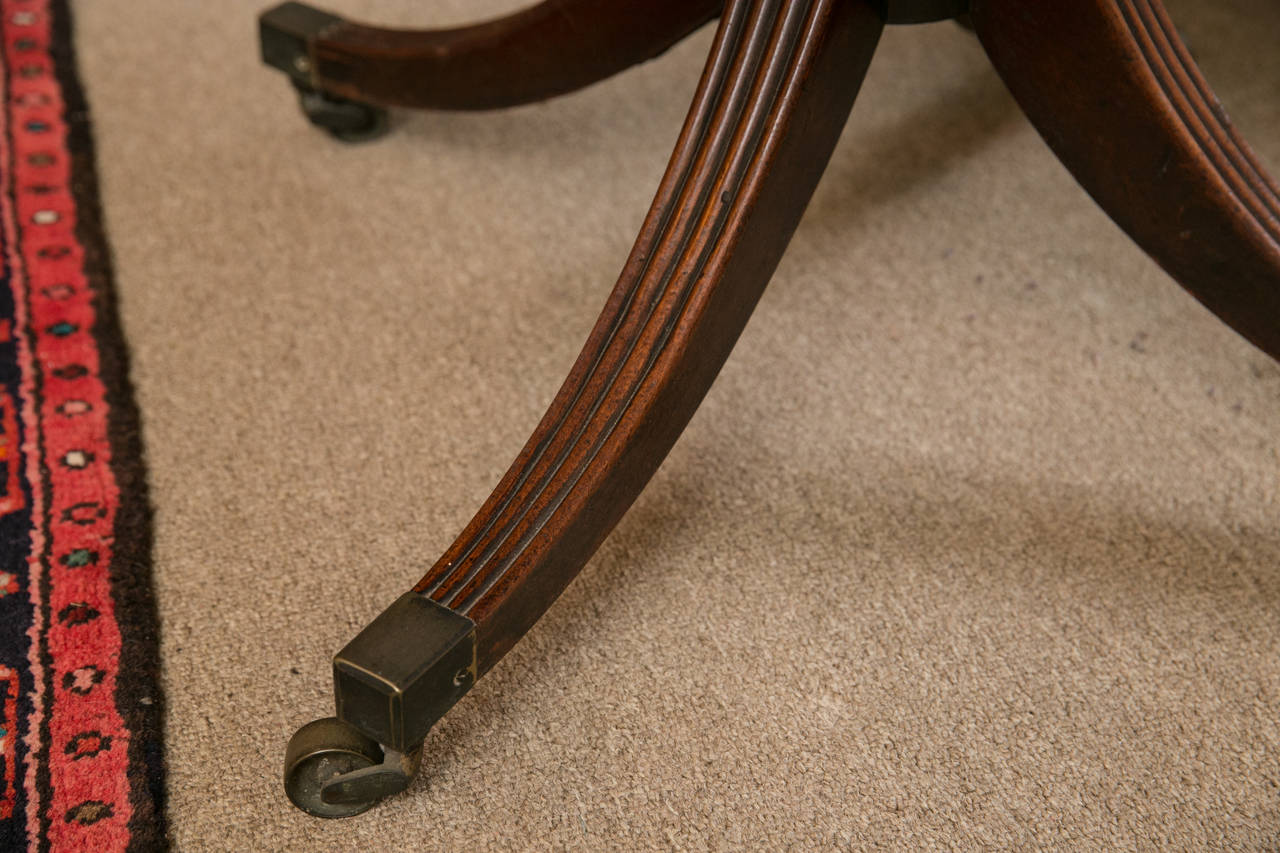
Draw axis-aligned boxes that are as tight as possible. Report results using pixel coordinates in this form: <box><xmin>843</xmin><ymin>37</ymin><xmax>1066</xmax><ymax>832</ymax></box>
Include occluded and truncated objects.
<box><xmin>283</xmin><ymin>717</ymin><xmax>384</xmax><ymax>818</ymax></box>
<box><xmin>293</xmin><ymin>82</ymin><xmax>389</xmax><ymax>143</ymax></box>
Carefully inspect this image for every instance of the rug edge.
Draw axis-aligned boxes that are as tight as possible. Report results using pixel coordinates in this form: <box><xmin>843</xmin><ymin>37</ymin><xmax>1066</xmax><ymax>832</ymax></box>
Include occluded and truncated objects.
<box><xmin>45</xmin><ymin>1</ymin><xmax>169</xmax><ymax>849</ymax></box>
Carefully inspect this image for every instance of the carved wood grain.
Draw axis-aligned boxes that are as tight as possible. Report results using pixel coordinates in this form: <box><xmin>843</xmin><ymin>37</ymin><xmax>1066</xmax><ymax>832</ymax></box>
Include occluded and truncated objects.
<box><xmin>971</xmin><ymin>0</ymin><xmax>1280</xmax><ymax>360</ymax></box>
<box><xmin>409</xmin><ymin>0</ymin><xmax>884</xmax><ymax>673</ymax></box>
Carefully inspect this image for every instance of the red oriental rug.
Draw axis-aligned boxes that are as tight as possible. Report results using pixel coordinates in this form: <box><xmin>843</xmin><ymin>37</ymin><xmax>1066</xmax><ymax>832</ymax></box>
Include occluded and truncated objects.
<box><xmin>0</xmin><ymin>0</ymin><xmax>167</xmax><ymax>850</ymax></box>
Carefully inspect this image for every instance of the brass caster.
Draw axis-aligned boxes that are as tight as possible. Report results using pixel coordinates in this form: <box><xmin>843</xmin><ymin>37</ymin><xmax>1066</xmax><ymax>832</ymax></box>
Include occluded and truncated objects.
<box><xmin>283</xmin><ymin>717</ymin><xmax>421</xmax><ymax>819</ymax></box>
<box><xmin>294</xmin><ymin>81</ymin><xmax>389</xmax><ymax>143</ymax></box>
<box><xmin>259</xmin><ymin>3</ymin><xmax>390</xmax><ymax>143</ymax></box>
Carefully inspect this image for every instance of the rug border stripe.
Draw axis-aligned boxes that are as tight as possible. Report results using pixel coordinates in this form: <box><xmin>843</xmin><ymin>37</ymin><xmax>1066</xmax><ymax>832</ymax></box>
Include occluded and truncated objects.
<box><xmin>0</xmin><ymin>0</ymin><xmax>167</xmax><ymax>848</ymax></box>
<box><xmin>45</xmin><ymin>0</ymin><xmax>168</xmax><ymax>848</ymax></box>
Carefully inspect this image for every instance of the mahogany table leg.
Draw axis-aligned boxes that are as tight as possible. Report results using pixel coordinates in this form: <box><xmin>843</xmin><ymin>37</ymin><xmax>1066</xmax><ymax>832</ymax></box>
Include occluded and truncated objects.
<box><xmin>260</xmin><ymin>0</ymin><xmax>723</xmax><ymax>113</ymax></box>
<box><xmin>282</xmin><ymin>0</ymin><xmax>884</xmax><ymax>817</ymax></box>
<box><xmin>970</xmin><ymin>0</ymin><xmax>1280</xmax><ymax>360</ymax></box>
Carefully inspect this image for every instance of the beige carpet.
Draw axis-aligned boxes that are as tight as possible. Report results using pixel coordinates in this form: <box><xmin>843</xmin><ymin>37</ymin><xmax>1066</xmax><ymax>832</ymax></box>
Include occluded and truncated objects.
<box><xmin>73</xmin><ymin>0</ymin><xmax>1279</xmax><ymax>848</ymax></box>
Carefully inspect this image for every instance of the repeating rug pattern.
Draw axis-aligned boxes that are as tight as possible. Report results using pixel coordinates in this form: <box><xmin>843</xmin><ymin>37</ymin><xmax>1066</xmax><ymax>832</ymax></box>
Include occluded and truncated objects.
<box><xmin>0</xmin><ymin>0</ymin><xmax>166</xmax><ymax>850</ymax></box>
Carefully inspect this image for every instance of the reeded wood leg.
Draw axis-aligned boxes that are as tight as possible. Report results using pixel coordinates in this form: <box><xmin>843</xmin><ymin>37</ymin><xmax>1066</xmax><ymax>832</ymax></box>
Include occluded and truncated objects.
<box><xmin>282</xmin><ymin>0</ymin><xmax>885</xmax><ymax>816</ymax></box>
<box><xmin>413</xmin><ymin>0</ymin><xmax>883</xmax><ymax>673</ymax></box>
<box><xmin>261</xmin><ymin>0</ymin><xmax>723</xmax><ymax>111</ymax></box>
<box><xmin>971</xmin><ymin>0</ymin><xmax>1280</xmax><ymax>359</ymax></box>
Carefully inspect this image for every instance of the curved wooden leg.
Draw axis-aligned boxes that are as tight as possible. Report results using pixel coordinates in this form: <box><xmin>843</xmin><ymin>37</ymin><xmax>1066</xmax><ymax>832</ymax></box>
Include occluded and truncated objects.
<box><xmin>969</xmin><ymin>0</ymin><xmax>1280</xmax><ymax>360</ymax></box>
<box><xmin>417</xmin><ymin>0</ymin><xmax>882</xmax><ymax>673</ymax></box>
<box><xmin>283</xmin><ymin>0</ymin><xmax>884</xmax><ymax>817</ymax></box>
<box><xmin>261</xmin><ymin>0</ymin><xmax>724</xmax><ymax>111</ymax></box>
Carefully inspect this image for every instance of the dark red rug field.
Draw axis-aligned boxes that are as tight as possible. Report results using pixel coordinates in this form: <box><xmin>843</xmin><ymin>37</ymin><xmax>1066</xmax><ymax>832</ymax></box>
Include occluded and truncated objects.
<box><xmin>0</xmin><ymin>0</ymin><xmax>166</xmax><ymax>849</ymax></box>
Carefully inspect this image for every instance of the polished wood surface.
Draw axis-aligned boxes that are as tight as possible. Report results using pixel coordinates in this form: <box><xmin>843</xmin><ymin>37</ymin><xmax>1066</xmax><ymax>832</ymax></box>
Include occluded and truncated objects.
<box><xmin>410</xmin><ymin>0</ymin><xmax>885</xmax><ymax>673</ymax></box>
<box><xmin>971</xmin><ymin>0</ymin><xmax>1280</xmax><ymax>360</ymax></box>
<box><xmin>310</xmin><ymin>0</ymin><xmax>723</xmax><ymax>109</ymax></box>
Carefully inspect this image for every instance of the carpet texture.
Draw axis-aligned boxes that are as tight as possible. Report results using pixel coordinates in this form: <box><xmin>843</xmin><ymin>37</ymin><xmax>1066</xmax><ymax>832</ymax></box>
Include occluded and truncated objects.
<box><xmin>0</xmin><ymin>0</ymin><xmax>165</xmax><ymax>850</ymax></box>
<box><xmin>77</xmin><ymin>0</ymin><xmax>1279</xmax><ymax>849</ymax></box>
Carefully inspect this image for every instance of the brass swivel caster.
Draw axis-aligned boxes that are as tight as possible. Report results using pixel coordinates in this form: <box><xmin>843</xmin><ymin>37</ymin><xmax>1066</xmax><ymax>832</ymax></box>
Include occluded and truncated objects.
<box><xmin>260</xmin><ymin>3</ymin><xmax>390</xmax><ymax>143</ymax></box>
<box><xmin>282</xmin><ymin>595</ymin><xmax>476</xmax><ymax>817</ymax></box>
<box><xmin>283</xmin><ymin>717</ymin><xmax>421</xmax><ymax>819</ymax></box>
<box><xmin>292</xmin><ymin>81</ymin><xmax>389</xmax><ymax>143</ymax></box>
